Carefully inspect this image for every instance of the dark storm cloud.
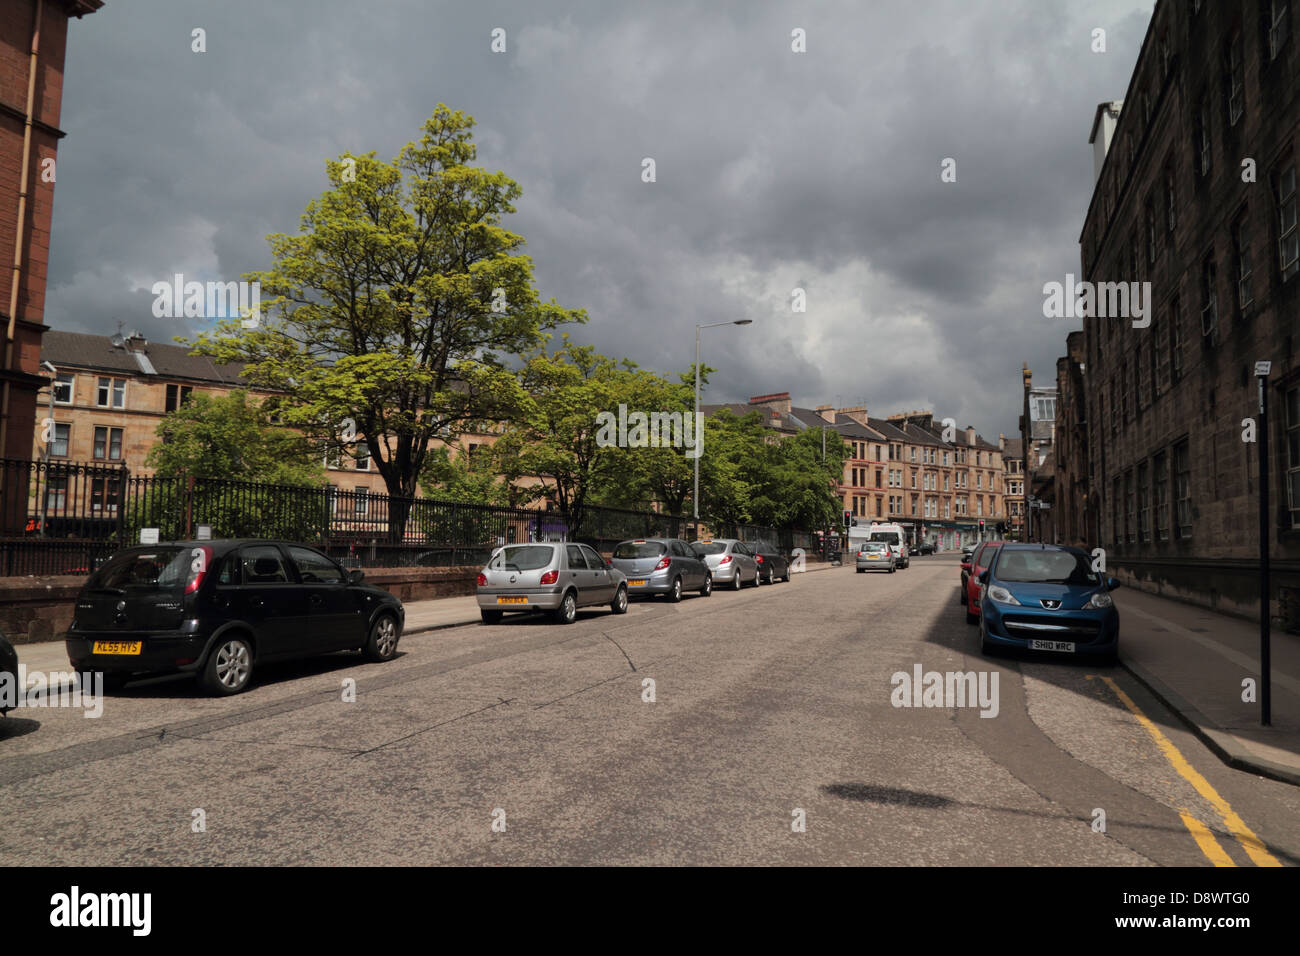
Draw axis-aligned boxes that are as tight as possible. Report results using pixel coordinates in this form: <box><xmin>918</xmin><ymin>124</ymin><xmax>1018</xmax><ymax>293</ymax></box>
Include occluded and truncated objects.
<box><xmin>49</xmin><ymin>0</ymin><xmax>1152</xmax><ymax>437</ymax></box>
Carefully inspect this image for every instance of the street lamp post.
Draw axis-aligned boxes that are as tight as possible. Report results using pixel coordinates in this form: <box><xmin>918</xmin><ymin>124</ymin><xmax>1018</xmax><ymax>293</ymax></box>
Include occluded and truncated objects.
<box><xmin>694</xmin><ymin>319</ymin><xmax>752</xmax><ymax>537</ymax></box>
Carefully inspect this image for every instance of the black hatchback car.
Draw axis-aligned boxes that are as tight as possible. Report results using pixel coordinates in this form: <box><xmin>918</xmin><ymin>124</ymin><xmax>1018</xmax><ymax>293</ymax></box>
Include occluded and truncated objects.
<box><xmin>65</xmin><ymin>540</ymin><xmax>405</xmax><ymax>696</ymax></box>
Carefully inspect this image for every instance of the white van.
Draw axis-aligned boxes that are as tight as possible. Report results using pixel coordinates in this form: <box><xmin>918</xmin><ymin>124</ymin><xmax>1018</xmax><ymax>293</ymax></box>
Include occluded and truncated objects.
<box><xmin>849</xmin><ymin>522</ymin><xmax>910</xmax><ymax>569</ymax></box>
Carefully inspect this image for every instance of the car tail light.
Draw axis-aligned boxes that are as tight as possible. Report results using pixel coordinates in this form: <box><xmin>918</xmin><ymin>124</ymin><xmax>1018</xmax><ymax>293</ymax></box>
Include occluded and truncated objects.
<box><xmin>540</xmin><ymin>569</ymin><xmax>559</xmax><ymax>585</ymax></box>
<box><xmin>476</xmin><ymin>572</ymin><xmax>487</xmax><ymax>586</ymax></box>
<box><xmin>755</xmin><ymin>554</ymin><xmax>765</xmax><ymax>564</ymax></box>
<box><xmin>654</xmin><ymin>556</ymin><xmax>670</xmax><ymax>571</ymax></box>
<box><xmin>185</xmin><ymin>546</ymin><xmax>212</xmax><ymax>595</ymax></box>
<box><xmin>719</xmin><ymin>555</ymin><xmax>732</xmax><ymax>565</ymax></box>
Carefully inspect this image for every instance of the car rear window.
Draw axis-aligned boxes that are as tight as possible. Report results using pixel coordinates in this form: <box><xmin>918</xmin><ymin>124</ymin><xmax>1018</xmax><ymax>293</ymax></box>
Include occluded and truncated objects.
<box><xmin>497</xmin><ymin>545</ymin><xmax>556</xmax><ymax>571</ymax></box>
<box><xmin>691</xmin><ymin>542</ymin><xmax>726</xmax><ymax>555</ymax></box>
<box><xmin>861</xmin><ymin>543</ymin><xmax>888</xmax><ymax>552</ymax></box>
<box><xmin>613</xmin><ymin>541</ymin><xmax>666</xmax><ymax>559</ymax></box>
<box><xmin>87</xmin><ymin>547</ymin><xmax>189</xmax><ymax>592</ymax></box>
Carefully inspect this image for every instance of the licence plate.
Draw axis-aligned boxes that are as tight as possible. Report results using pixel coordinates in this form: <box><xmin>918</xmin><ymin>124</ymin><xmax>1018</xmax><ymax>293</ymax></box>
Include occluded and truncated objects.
<box><xmin>629</xmin><ymin>579</ymin><xmax>647</xmax><ymax>587</ymax></box>
<box><xmin>93</xmin><ymin>640</ymin><xmax>142</xmax><ymax>655</ymax></box>
<box><xmin>497</xmin><ymin>596</ymin><xmax>527</xmax><ymax>605</ymax></box>
<box><xmin>1028</xmin><ymin>639</ymin><xmax>1075</xmax><ymax>653</ymax></box>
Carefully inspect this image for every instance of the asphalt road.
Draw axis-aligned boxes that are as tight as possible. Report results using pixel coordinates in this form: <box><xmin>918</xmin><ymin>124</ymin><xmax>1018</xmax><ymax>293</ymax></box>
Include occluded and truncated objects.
<box><xmin>3</xmin><ymin>556</ymin><xmax>1297</xmax><ymax>866</ymax></box>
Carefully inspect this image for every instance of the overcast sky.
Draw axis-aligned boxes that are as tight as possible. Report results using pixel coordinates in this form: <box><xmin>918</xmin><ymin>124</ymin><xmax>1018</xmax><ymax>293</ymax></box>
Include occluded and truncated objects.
<box><xmin>48</xmin><ymin>0</ymin><xmax>1154</xmax><ymax>441</ymax></box>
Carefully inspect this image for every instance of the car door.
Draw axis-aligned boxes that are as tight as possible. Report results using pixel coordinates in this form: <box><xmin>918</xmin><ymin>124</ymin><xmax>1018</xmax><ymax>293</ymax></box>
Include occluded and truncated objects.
<box><xmin>675</xmin><ymin>540</ymin><xmax>703</xmax><ymax>587</ymax></box>
<box><xmin>564</xmin><ymin>545</ymin><xmax>594</xmax><ymax>605</ymax></box>
<box><xmin>287</xmin><ymin>545</ymin><xmax>361</xmax><ymax>650</ymax></box>
<box><xmin>227</xmin><ymin>544</ymin><xmax>310</xmax><ymax>660</ymax></box>
<box><xmin>579</xmin><ymin>544</ymin><xmax>614</xmax><ymax>604</ymax></box>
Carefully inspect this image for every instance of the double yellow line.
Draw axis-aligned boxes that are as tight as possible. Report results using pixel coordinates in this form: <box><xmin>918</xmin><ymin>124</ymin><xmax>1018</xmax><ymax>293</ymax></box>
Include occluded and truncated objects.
<box><xmin>1097</xmin><ymin>675</ymin><xmax>1280</xmax><ymax>867</ymax></box>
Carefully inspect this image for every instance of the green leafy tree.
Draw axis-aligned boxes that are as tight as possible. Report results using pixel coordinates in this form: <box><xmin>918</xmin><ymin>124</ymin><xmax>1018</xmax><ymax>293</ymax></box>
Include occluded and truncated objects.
<box><xmin>419</xmin><ymin>443</ymin><xmax>512</xmax><ymax>506</ymax></box>
<box><xmin>188</xmin><ymin>105</ymin><xmax>583</xmax><ymax>540</ymax></box>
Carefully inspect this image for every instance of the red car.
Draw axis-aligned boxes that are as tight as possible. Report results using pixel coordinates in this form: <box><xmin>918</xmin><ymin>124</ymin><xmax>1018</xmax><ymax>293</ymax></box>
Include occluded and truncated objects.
<box><xmin>963</xmin><ymin>541</ymin><xmax>1002</xmax><ymax>624</ymax></box>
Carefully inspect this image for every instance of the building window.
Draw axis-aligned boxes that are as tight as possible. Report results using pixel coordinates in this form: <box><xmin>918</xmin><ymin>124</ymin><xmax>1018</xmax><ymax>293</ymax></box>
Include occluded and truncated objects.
<box><xmin>1112</xmin><ymin>476</ymin><xmax>1122</xmax><ymax>544</ymax></box>
<box><xmin>1125</xmin><ymin>471</ymin><xmax>1136</xmax><ymax>544</ymax></box>
<box><xmin>93</xmin><ymin>426</ymin><xmax>123</xmax><ymax>461</ymax></box>
<box><xmin>96</xmin><ymin>377</ymin><xmax>126</xmax><ymax>409</ymax></box>
<box><xmin>1200</xmin><ymin>255</ymin><xmax>1218</xmax><ymax>342</ymax></box>
<box><xmin>1154</xmin><ymin>451</ymin><xmax>1169</xmax><ymax>541</ymax></box>
<box><xmin>1145</xmin><ymin>194</ymin><xmax>1157</xmax><ymax>264</ymax></box>
<box><xmin>1225</xmin><ymin>36</ymin><xmax>1244</xmax><ymax>126</ymax></box>
<box><xmin>1196</xmin><ymin>98</ymin><xmax>1212</xmax><ymax>177</ymax></box>
<box><xmin>1120</xmin><ymin>359</ymin><xmax>1130</xmax><ymax>429</ymax></box>
<box><xmin>1288</xmin><ymin>387</ymin><xmax>1300</xmax><ymax>528</ymax></box>
<box><xmin>875</xmin><ymin>469</ymin><xmax>882</xmax><ymax>488</ymax></box>
<box><xmin>165</xmin><ymin>384</ymin><xmax>193</xmax><ymax>412</ymax></box>
<box><xmin>1278</xmin><ymin>163</ymin><xmax>1298</xmax><ymax>281</ymax></box>
<box><xmin>1165</xmin><ymin>160</ymin><xmax>1177</xmax><ymax>237</ymax></box>
<box><xmin>1170</xmin><ymin>296</ymin><xmax>1183</xmax><ymax>382</ymax></box>
<box><xmin>49</xmin><ymin>423</ymin><xmax>70</xmax><ymax>458</ymax></box>
<box><xmin>52</xmin><ymin>373</ymin><xmax>74</xmax><ymax>405</ymax></box>
<box><xmin>354</xmin><ymin>488</ymin><xmax>370</xmax><ymax>516</ymax></box>
<box><xmin>90</xmin><ymin>477</ymin><xmax>120</xmax><ymax>516</ymax></box>
<box><xmin>1173</xmin><ymin>440</ymin><xmax>1192</xmax><ymax>539</ymax></box>
<box><xmin>45</xmin><ymin>476</ymin><xmax>67</xmax><ymax>511</ymax></box>
<box><xmin>1138</xmin><ymin>462</ymin><xmax>1151</xmax><ymax>543</ymax></box>
<box><xmin>1231</xmin><ymin>213</ymin><xmax>1254</xmax><ymax>314</ymax></box>
<box><xmin>1269</xmin><ymin>0</ymin><xmax>1290</xmax><ymax>60</ymax></box>
<box><xmin>354</xmin><ymin>449</ymin><xmax>370</xmax><ymax>471</ymax></box>
<box><xmin>876</xmin><ymin>497</ymin><xmax>883</xmax><ymax>518</ymax></box>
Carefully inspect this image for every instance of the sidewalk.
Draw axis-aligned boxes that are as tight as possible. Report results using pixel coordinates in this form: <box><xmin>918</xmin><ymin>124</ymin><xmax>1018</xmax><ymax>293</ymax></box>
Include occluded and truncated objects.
<box><xmin>1117</xmin><ymin>587</ymin><xmax>1300</xmax><ymax>786</ymax></box>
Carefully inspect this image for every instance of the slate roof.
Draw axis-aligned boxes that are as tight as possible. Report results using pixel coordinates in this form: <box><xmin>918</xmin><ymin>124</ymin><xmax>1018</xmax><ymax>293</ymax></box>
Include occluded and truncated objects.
<box><xmin>42</xmin><ymin>330</ymin><xmax>248</xmax><ymax>386</ymax></box>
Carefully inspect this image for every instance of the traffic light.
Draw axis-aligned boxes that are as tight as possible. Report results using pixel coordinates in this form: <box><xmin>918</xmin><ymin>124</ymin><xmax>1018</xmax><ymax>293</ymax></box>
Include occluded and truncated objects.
<box><xmin>978</xmin><ymin>519</ymin><xmax>985</xmax><ymax>534</ymax></box>
<box><xmin>843</xmin><ymin>510</ymin><xmax>852</xmax><ymax>529</ymax></box>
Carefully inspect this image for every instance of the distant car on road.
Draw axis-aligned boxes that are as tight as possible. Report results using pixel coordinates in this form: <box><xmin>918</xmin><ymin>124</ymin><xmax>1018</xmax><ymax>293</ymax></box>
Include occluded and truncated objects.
<box><xmin>748</xmin><ymin>542</ymin><xmax>791</xmax><ymax>584</ymax></box>
<box><xmin>855</xmin><ymin>542</ymin><xmax>896</xmax><ymax>573</ymax></box>
<box><xmin>917</xmin><ymin>542</ymin><xmax>936</xmax><ymax>555</ymax></box>
<box><xmin>610</xmin><ymin>538</ymin><xmax>711</xmax><ymax>601</ymax></box>
<box><xmin>65</xmin><ymin>540</ymin><xmax>404</xmax><ymax>696</ymax></box>
<box><xmin>477</xmin><ymin>542</ymin><xmax>627</xmax><ymax>625</ymax></box>
<box><xmin>690</xmin><ymin>538</ymin><xmax>760</xmax><ymax>590</ymax></box>
<box><xmin>977</xmin><ymin>543</ymin><xmax>1120</xmax><ymax>662</ymax></box>
<box><xmin>1</xmin><ymin>630</ymin><xmax>17</xmax><ymax>715</ymax></box>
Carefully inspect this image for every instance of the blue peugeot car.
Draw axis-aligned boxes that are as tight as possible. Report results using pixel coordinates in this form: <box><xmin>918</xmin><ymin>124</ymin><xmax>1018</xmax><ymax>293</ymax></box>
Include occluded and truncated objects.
<box><xmin>976</xmin><ymin>544</ymin><xmax>1120</xmax><ymax>663</ymax></box>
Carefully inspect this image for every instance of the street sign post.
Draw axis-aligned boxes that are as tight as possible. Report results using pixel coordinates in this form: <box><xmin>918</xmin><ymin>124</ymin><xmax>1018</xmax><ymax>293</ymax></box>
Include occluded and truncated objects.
<box><xmin>1257</xmin><ymin>360</ymin><xmax>1272</xmax><ymax>726</ymax></box>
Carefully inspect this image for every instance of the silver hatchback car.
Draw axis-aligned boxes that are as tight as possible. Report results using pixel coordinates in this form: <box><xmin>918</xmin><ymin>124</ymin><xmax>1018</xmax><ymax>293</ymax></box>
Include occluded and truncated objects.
<box><xmin>609</xmin><ymin>538</ymin><xmax>712</xmax><ymax>601</ymax></box>
<box><xmin>477</xmin><ymin>542</ymin><xmax>628</xmax><ymax>625</ymax></box>
<box><xmin>690</xmin><ymin>538</ymin><xmax>760</xmax><ymax>590</ymax></box>
<box><xmin>856</xmin><ymin>542</ymin><xmax>897</xmax><ymax>573</ymax></box>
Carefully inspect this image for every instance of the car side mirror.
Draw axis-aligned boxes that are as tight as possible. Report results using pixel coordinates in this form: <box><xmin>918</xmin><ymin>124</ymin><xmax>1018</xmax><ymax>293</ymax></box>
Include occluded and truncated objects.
<box><xmin>349</xmin><ymin>569</ymin><xmax>365</xmax><ymax>584</ymax></box>
<box><xmin>978</xmin><ymin>570</ymin><xmax>990</xmax><ymax>583</ymax></box>
<box><xmin>1106</xmin><ymin>576</ymin><xmax>1120</xmax><ymax>590</ymax></box>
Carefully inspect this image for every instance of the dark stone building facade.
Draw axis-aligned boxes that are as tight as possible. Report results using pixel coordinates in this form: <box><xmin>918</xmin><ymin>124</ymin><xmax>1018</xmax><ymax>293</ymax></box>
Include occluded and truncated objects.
<box><xmin>1073</xmin><ymin>0</ymin><xmax>1300</xmax><ymax>623</ymax></box>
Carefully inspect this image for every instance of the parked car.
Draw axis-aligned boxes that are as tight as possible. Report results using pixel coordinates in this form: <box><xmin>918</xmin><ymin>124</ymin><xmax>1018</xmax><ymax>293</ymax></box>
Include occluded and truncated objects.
<box><xmin>64</xmin><ymin>540</ymin><xmax>405</xmax><ymax>696</ymax></box>
<box><xmin>960</xmin><ymin>547</ymin><xmax>975</xmax><ymax>596</ymax></box>
<box><xmin>749</xmin><ymin>542</ymin><xmax>791</xmax><ymax>584</ymax></box>
<box><xmin>690</xmin><ymin>538</ymin><xmax>760</xmax><ymax>590</ymax></box>
<box><xmin>477</xmin><ymin>542</ymin><xmax>628</xmax><ymax>624</ymax></box>
<box><xmin>856</xmin><ymin>542</ymin><xmax>896</xmax><ymax>573</ymax></box>
<box><xmin>1</xmin><ymin>630</ymin><xmax>17</xmax><ymax>715</ymax></box>
<box><xmin>963</xmin><ymin>541</ymin><xmax>1003</xmax><ymax>623</ymax></box>
<box><xmin>610</xmin><ymin>538</ymin><xmax>711</xmax><ymax>601</ymax></box>
<box><xmin>977</xmin><ymin>544</ymin><xmax>1120</xmax><ymax>662</ymax></box>
<box><xmin>917</xmin><ymin>542</ymin><xmax>936</xmax><ymax>555</ymax></box>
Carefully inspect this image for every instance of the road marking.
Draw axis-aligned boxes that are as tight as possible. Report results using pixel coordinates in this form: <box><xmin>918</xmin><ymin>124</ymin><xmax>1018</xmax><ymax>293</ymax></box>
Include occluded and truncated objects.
<box><xmin>1097</xmin><ymin>675</ymin><xmax>1281</xmax><ymax>867</ymax></box>
<box><xmin>1177</xmin><ymin>811</ymin><xmax>1236</xmax><ymax>867</ymax></box>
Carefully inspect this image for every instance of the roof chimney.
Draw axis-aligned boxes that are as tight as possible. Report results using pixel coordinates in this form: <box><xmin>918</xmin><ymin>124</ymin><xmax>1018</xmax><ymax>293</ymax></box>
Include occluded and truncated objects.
<box><xmin>1089</xmin><ymin>101</ymin><xmax>1123</xmax><ymax>185</ymax></box>
<box><xmin>966</xmin><ymin>426</ymin><xmax>976</xmax><ymax>446</ymax></box>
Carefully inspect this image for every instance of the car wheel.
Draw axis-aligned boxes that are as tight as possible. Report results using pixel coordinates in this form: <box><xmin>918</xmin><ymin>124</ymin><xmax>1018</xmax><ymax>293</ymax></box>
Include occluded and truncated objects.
<box><xmin>732</xmin><ymin>571</ymin><xmax>743</xmax><ymax>590</ymax></box>
<box><xmin>553</xmin><ymin>590</ymin><xmax>578</xmax><ymax>624</ymax></box>
<box><xmin>481</xmin><ymin>609</ymin><xmax>503</xmax><ymax>625</ymax></box>
<box><xmin>783</xmin><ymin>567</ymin><xmax>791</xmax><ymax>582</ymax></box>
<box><xmin>201</xmin><ymin>635</ymin><xmax>254</xmax><ymax>696</ymax></box>
<box><xmin>856</xmin><ymin>567</ymin><xmax>865</xmax><ymax>574</ymax></box>
<box><xmin>362</xmin><ymin>613</ymin><xmax>401</xmax><ymax>662</ymax></box>
<box><xmin>751</xmin><ymin>570</ymin><xmax>761</xmax><ymax>587</ymax></box>
<box><xmin>699</xmin><ymin>573</ymin><xmax>712</xmax><ymax>597</ymax></box>
<box><xmin>611</xmin><ymin>584</ymin><xmax>629</xmax><ymax>614</ymax></box>
<box><xmin>979</xmin><ymin>621</ymin><xmax>993</xmax><ymax>656</ymax></box>
<box><xmin>668</xmin><ymin>577</ymin><xmax>683</xmax><ymax>603</ymax></box>
<box><xmin>765</xmin><ymin>568</ymin><xmax>774</xmax><ymax>585</ymax></box>
<box><xmin>889</xmin><ymin>564</ymin><xmax>896</xmax><ymax>573</ymax></box>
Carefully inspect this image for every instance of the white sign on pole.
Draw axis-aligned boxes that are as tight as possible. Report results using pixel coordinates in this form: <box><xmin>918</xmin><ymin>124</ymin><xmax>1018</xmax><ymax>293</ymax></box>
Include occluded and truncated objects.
<box><xmin>196</xmin><ymin>524</ymin><xmax>212</xmax><ymax>541</ymax></box>
<box><xmin>140</xmin><ymin>527</ymin><xmax>160</xmax><ymax>545</ymax></box>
